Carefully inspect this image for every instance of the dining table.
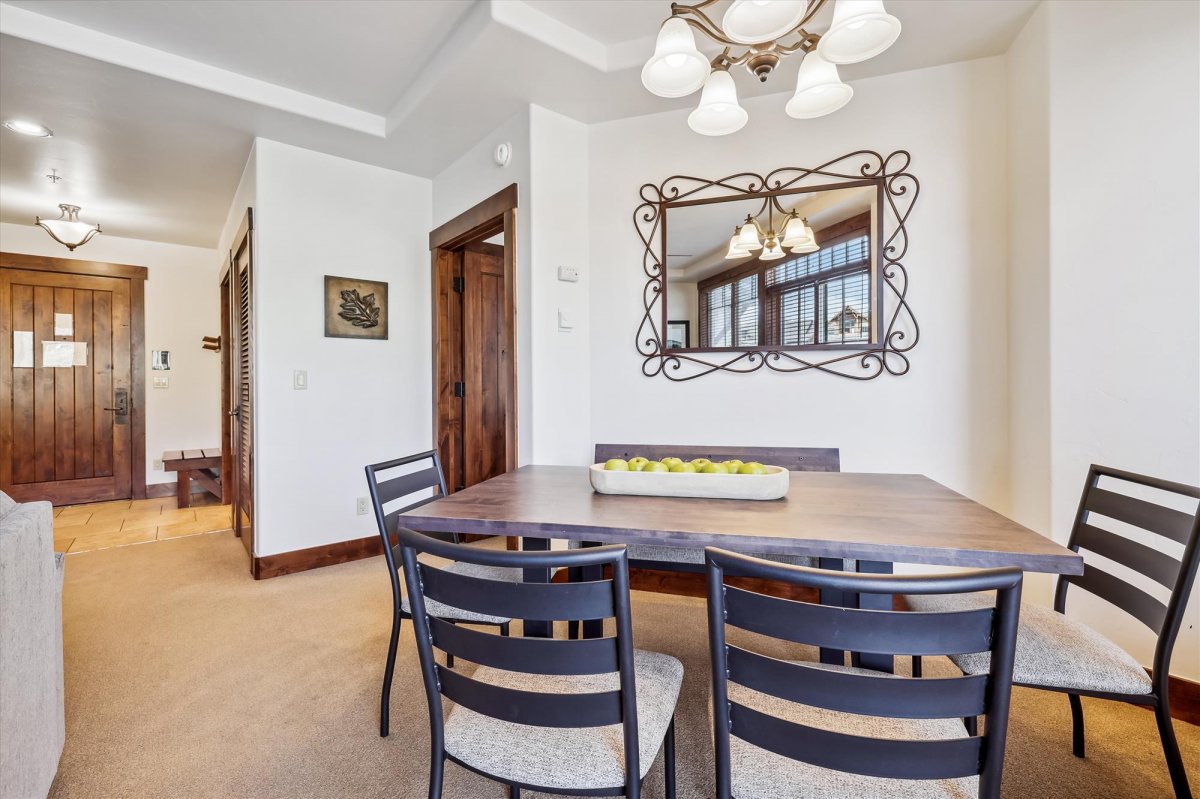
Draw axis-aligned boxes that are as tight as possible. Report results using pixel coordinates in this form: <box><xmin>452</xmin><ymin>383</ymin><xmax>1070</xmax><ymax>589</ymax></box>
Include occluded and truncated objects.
<box><xmin>399</xmin><ymin>465</ymin><xmax>1083</xmax><ymax>672</ymax></box>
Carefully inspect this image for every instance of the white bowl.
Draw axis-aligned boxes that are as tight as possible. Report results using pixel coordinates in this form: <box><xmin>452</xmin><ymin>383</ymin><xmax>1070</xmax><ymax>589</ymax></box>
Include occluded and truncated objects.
<box><xmin>588</xmin><ymin>463</ymin><xmax>790</xmax><ymax>501</ymax></box>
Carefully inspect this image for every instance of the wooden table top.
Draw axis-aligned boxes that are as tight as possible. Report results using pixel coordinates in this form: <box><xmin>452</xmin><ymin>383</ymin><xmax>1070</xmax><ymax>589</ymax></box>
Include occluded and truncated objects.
<box><xmin>399</xmin><ymin>466</ymin><xmax>1083</xmax><ymax>575</ymax></box>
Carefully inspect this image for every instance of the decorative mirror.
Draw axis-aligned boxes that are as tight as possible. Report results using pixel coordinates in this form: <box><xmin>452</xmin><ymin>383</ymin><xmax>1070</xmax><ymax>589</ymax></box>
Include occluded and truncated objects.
<box><xmin>635</xmin><ymin>150</ymin><xmax>918</xmax><ymax>380</ymax></box>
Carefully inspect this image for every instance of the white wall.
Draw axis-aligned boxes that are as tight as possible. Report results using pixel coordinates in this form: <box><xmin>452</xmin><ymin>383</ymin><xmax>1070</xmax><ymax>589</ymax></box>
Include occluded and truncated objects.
<box><xmin>1026</xmin><ymin>0</ymin><xmax>1200</xmax><ymax>679</ymax></box>
<box><xmin>252</xmin><ymin>139</ymin><xmax>432</xmax><ymax>557</ymax></box>
<box><xmin>587</xmin><ymin>57</ymin><xmax>1012</xmax><ymax>512</ymax></box>
<box><xmin>0</xmin><ymin>222</ymin><xmax>221</xmax><ymax>488</ymax></box>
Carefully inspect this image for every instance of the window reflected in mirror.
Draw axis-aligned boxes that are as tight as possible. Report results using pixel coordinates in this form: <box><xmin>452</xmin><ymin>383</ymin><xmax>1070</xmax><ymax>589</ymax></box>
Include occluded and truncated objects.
<box><xmin>664</xmin><ymin>183</ymin><xmax>879</xmax><ymax>351</ymax></box>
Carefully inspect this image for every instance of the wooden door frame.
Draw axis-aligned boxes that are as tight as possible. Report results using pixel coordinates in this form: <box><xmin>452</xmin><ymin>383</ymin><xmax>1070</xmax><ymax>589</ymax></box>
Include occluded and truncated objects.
<box><xmin>0</xmin><ymin>251</ymin><xmax>148</xmax><ymax>501</ymax></box>
<box><xmin>222</xmin><ymin>209</ymin><xmax>255</xmax><ymax>569</ymax></box>
<box><xmin>429</xmin><ymin>184</ymin><xmax>519</xmax><ymax>487</ymax></box>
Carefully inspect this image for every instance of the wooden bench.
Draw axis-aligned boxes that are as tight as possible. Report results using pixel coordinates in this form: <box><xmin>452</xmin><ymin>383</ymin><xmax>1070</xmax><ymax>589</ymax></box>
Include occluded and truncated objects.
<box><xmin>162</xmin><ymin>449</ymin><xmax>223</xmax><ymax>508</ymax></box>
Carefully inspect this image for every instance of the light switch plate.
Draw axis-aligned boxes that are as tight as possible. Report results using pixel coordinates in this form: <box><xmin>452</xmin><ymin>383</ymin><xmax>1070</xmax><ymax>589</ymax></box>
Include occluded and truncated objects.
<box><xmin>557</xmin><ymin>265</ymin><xmax>580</xmax><ymax>283</ymax></box>
<box><xmin>293</xmin><ymin>370</ymin><xmax>308</xmax><ymax>390</ymax></box>
<box><xmin>152</xmin><ymin>375</ymin><xmax>169</xmax><ymax>389</ymax></box>
<box><xmin>558</xmin><ymin>309</ymin><xmax>575</xmax><ymax>330</ymax></box>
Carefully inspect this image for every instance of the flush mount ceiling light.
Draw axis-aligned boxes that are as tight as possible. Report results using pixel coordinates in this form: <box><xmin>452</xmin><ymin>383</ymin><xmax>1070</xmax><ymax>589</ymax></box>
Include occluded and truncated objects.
<box><xmin>36</xmin><ymin>204</ymin><xmax>101</xmax><ymax>251</ymax></box>
<box><xmin>3</xmin><ymin>119</ymin><xmax>54</xmax><ymax>137</ymax></box>
<box><xmin>641</xmin><ymin>0</ymin><xmax>900</xmax><ymax>135</ymax></box>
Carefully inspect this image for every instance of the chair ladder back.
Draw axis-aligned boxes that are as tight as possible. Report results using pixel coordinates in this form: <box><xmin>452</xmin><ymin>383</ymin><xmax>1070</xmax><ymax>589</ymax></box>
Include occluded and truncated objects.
<box><xmin>1058</xmin><ymin>465</ymin><xmax>1200</xmax><ymax>646</ymax></box>
<box><xmin>706</xmin><ymin>547</ymin><xmax>1022</xmax><ymax>797</ymax></box>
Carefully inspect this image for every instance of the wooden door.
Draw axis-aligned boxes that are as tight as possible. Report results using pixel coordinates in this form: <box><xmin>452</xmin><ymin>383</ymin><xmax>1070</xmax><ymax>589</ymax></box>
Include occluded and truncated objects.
<box><xmin>229</xmin><ymin>212</ymin><xmax>254</xmax><ymax>558</ymax></box>
<box><xmin>1</xmin><ymin>264</ymin><xmax>140</xmax><ymax>504</ymax></box>
<box><xmin>462</xmin><ymin>243</ymin><xmax>508</xmax><ymax>487</ymax></box>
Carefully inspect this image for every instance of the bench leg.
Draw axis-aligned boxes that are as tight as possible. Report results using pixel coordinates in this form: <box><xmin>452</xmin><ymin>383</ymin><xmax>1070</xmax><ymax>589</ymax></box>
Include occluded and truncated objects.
<box><xmin>177</xmin><ymin>473</ymin><xmax>191</xmax><ymax>508</ymax></box>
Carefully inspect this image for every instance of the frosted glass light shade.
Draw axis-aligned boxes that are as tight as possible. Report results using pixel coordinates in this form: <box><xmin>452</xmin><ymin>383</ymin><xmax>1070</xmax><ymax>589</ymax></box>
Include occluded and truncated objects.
<box><xmin>817</xmin><ymin>0</ymin><xmax>901</xmax><ymax>64</ymax></box>
<box><xmin>780</xmin><ymin>214</ymin><xmax>814</xmax><ymax>248</ymax></box>
<box><xmin>688</xmin><ymin>70</ymin><xmax>748</xmax><ymax>136</ymax></box>
<box><xmin>759</xmin><ymin>237</ymin><xmax>786</xmax><ymax>260</ymax></box>
<box><xmin>789</xmin><ymin>240</ymin><xmax>820</xmax><ymax>254</ymax></box>
<box><xmin>641</xmin><ymin>18</ymin><xmax>710</xmax><ymax>98</ymax></box>
<box><xmin>735</xmin><ymin>220</ymin><xmax>763</xmax><ymax>250</ymax></box>
<box><xmin>725</xmin><ymin>235</ymin><xmax>751</xmax><ymax>259</ymax></box>
<box><xmin>722</xmin><ymin>0</ymin><xmax>810</xmax><ymax>45</ymax></box>
<box><xmin>785</xmin><ymin>52</ymin><xmax>853</xmax><ymax>118</ymax></box>
<box><xmin>36</xmin><ymin>204</ymin><xmax>101</xmax><ymax>251</ymax></box>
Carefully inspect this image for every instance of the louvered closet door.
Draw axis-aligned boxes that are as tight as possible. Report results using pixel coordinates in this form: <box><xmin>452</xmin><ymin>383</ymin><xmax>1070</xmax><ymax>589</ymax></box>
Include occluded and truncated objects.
<box><xmin>230</xmin><ymin>220</ymin><xmax>254</xmax><ymax>559</ymax></box>
<box><xmin>1</xmin><ymin>267</ymin><xmax>134</xmax><ymax>504</ymax></box>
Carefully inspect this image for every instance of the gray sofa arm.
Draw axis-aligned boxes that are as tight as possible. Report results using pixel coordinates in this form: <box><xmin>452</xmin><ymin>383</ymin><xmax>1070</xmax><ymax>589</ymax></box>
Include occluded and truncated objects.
<box><xmin>0</xmin><ymin>495</ymin><xmax>65</xmax><ymax>799</ymax></box>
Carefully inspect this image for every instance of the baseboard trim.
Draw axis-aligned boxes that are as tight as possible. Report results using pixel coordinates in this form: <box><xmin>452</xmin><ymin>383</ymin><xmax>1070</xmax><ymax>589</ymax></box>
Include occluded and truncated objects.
<box><xmin>1147</xmin><ymin>671</ymin><xmax>1200</xmax><ymax>727</ymax></box>
<box><xmin>252</xmin><ymin>535</ymin><xmax>382</xmax><ymax>580</ymax></box>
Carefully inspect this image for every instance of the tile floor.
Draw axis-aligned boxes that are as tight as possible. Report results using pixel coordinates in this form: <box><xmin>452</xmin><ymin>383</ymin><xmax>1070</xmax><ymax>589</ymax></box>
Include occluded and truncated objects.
<box><xmin>53</xmin><ymin>494</ymin><xmax>232</xmax><ymax>554</ymax></box>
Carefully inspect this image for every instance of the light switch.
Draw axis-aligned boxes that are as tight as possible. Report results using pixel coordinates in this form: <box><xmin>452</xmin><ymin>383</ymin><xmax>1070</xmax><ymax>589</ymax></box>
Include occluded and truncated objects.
<box><xmin>558</xmin><ymin>309</ymin><xmax>575</xmax><ymax>331</ymax></box>
<box><xmin>152</xmin><ymin>375</ymin><xmax>169</xmax><ymax>389</ymax></box>
<box><xmin>293</xmin><ymin>370</ymin><xmax>308</xmax><ymax>390</ymax></box>
<box><xmin>557</xmin><ymin>265</ymin><xmax>580</xmax><ymax>283</ymax></box>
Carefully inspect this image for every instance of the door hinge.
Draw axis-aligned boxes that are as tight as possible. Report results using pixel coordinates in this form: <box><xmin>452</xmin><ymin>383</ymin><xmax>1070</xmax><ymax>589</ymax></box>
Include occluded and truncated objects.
<box><xmin>454</xmin><ymin>381</ymin><xmax>465</xmax><ymax>398</ymax></box>
<box><xmin>453</xmin><ymin>276</ymin><xmax>464</xmax><ymax>293</ymax></box>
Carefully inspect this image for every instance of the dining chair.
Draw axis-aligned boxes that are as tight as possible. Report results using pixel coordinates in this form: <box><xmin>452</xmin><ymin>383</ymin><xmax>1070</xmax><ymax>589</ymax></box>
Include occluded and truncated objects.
<box><xmin>590</xmin><ymin>444</ymin><xmax>840</xmax><ymax>572</ymax></box>
<box><xmin>907</xmin><ymin>464</ymin><xmax>1200</xmax><ymax>798</ymax></box>
<box><xmin>365</xmin><ymin>450</ymin><xmax>517</xmax><ymax>738</ymax></box>
<box><xmin>397</xmin><ymin>528</ymin><xmax>683</xmax><ymax>799</ymax></box>
<box><xmin>705</xmin><ymin>546</ymin><xmax>1023</xmax><ymax>799</ymax></box>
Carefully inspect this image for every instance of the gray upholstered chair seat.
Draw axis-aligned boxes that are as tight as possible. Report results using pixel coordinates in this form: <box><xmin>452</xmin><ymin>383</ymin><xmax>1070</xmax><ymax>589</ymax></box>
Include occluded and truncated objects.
<box><xmin>722</xmin><ymin>664</ymin><xmax>979</xmax><ymax>799</ymax></box>
<box><xmin>444</xmin><ymin>649</ymin><xmax>683</xmax><ymax>791</ymax></box>
<box><xmin>906</xmin><ymin>592</ymin><xmax>1152</xmax><ymax>695</ymax></box>
<box><xmin>626</xmin><ymin>542</ymin><xmax>814</xmax><ymax>568</ymax></box>
<box><xmin>400</xmin><ymin>560</ymin><xmax>517</xmax><ymax>624</ymax></box>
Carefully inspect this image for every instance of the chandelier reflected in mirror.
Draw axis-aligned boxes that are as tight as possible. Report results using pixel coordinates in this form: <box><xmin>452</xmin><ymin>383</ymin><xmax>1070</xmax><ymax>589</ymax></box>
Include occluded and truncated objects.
<box><xmin>725</xmin><ymin>196</ymin><xmax>819</xmax><ymax>261</ymax></box>
<box><xmin>641</xmin><ymin>0</ymin><xmax>901</xmax><ymax>135</ymax></box>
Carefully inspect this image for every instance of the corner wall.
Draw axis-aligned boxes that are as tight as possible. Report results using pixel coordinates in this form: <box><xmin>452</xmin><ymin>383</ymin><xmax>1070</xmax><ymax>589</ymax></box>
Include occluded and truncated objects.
<box><xmin>251</xmin><ymin>139</ymin><xmax>433</xmax><ymax>557</ymax></box>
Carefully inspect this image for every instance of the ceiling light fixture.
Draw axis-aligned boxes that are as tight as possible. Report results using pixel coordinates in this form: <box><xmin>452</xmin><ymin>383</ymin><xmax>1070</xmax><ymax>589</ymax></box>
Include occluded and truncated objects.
<box><xmin>724</xmin><ymin>197</ymin><xmax>821</xmax><ymax>260</ymax></box>
<box><xmin>641</xmin><ymin>0</ymin><xmax>900</xmax><ymax>135</ymax></box>
<box><xmin>36</xmin><ymin>204</ymin><xmax>101</xmax><ymax>251</ymax></box>
<box><xmin>3</xmin><ymin>119</ymin><xmax>54</xmax><ymax>137</ymax></box>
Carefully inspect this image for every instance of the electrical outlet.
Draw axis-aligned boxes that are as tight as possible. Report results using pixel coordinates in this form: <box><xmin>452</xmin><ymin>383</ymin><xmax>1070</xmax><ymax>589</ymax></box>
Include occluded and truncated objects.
<box><xmin>356</xmin><ymin>497</ymin><xmax>369</xmax><ymax>516</ymax></box>
<box><xmin>153</xmin><ymin>459</ymin><xmax>163</xmax><ymax>470</ymax></box>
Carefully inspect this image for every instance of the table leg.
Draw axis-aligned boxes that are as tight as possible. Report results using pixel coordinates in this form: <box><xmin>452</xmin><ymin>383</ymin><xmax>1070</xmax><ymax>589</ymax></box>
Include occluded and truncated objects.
<box><xmin>579</xmin><ymin>541</ymin><xmax>604</xmax><ymax>640</ymax></box>
<box><xmin>818</xmin><ymin>557</ymin><xmax>850</xmax><ymax>666</ymax></box>
<box><xmin>176</xmin><ymin>472</ymin><xmax>191</xmax><ymax>509</ymax></box>
<box><xmin>520</xmin><ymin>536</ymin><xmax>552</xmax><ymax>638</ymax></box>
<box><xmin>855</xmin><ymin>560</ymin><xmax>894</xmax><ymax>673</ymax></box>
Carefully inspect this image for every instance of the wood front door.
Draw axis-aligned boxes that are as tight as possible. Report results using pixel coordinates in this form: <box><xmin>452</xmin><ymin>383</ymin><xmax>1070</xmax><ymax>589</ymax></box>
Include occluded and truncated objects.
<box><xmin>462</xmin><ymin>243</ymin><xmax>508</xmax><ymax>488</ymax></box>
<box><xmin>229</xmin><ymin>212</ymin><xmax>254</xmax><ymax>560</ymax></box>
<box><xmin>1</xmin><ymin>256</ymin><xmax>146</xmax><ymax>505</ymax></box>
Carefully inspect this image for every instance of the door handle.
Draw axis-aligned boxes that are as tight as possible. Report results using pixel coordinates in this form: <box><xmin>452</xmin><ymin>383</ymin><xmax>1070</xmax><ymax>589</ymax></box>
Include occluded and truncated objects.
<box><xmin>229</xmin><ymin>406</ymin><xmax>241</xmax><ymax>418</ymax></box>
<box><xmin>103</xmin><ymin>388</ymin><xmax>130</xmax><ymax>424</ymax></box>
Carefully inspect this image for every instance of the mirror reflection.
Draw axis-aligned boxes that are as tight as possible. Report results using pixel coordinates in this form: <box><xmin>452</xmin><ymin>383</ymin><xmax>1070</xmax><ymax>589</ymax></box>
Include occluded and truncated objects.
<box><xmin>664</xmin><ymin>184</ymin><xmax>878</xmax><ymax>350</ymax></box>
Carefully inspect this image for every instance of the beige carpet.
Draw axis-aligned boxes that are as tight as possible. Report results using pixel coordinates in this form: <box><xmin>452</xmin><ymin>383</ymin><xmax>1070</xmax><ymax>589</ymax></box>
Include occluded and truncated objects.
<box><xmin>49</xmin><ymin>531</ymin><xmax>1198</xmax><ymax>798</ymax></box>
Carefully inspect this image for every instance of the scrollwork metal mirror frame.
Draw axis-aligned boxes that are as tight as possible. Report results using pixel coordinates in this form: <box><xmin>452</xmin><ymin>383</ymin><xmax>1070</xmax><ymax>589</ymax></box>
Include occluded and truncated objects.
<box><xmin>635</xmin><ymin>150</ymin><xmax>919</xmax><ymax>381</ymax></box>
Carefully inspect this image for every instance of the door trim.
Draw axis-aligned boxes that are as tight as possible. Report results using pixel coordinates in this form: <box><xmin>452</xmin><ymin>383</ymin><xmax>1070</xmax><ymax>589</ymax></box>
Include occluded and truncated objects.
<box><xmin>0</xmin><ymin>252</ymin><xmax>147</xmax><ymax>502</ymax></box>
<box><xmin>429</xmin><ymin>184</ymin><xmax>519</xmax><ymax>483</ymax></box>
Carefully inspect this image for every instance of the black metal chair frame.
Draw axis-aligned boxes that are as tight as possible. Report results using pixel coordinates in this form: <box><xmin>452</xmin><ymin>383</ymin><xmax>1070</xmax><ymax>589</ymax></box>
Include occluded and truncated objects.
<box><xmin>365</xmin><ymin>450</ymin><xmax>511</xmax><ymax>738</ymax></box>
<box><xmin>398</xmin><ymin>528</ymin><xmax>677</xmax><ymax>799</ymax></box>
<box><xmin>943</xmin><ymin>465</ymin><xmax>1198</xmax><ymax>799</ymax></box>
<box><xmin>706</xmin><ymin>547</ymin><xmax>1023</xmax><ymax>799</ymax></box>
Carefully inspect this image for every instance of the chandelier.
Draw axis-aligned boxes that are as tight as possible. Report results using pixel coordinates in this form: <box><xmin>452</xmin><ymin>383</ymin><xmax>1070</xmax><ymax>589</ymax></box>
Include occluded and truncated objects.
<box><xmin>641</xmin><ymin>0</ymin><xmax>901</xmax><ymax>135</ymax></box>
<box><xmin>724</xmin><ymin>195</ymin><xmax>819</xmax><ymax>261</ymax></box>
<box><xmin>36</xmin><ymin>204</ymin><xmax>102</xmax><ymax>251</ymax></box>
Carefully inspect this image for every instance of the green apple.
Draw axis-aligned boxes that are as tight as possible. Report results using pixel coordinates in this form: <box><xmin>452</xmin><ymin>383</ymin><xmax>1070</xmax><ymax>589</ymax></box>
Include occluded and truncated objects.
<box><xmin>627</xmin><ymin>457</ymin><xmax>649</xmax><ymax>471</ymax></box>
<box><xmin>661</xmin><ymin>457</ymin><xmax>683</xmax><ymax>468</ymax></box>
<box><xmin>669</xmin><ymin>462</ymin><xmax>697</xmax><ymax>473</ymax></box>
<box><xmin>603</xmin><ymin>458</ymin><xmax>629</xmax><ymax>471</ymax></box>
<box><xmin>722</xmin><ymin>459</ymin><xmax>744</xmax><ymax>473</ymax></box>
<box><xmin>738</xmin><ymin>462</ymin><xmax>768</xmax><ymax>475</ymax></box>
<box><xmin>690</xmin><ymin>458</ymin><xmax>712</xmax><ymax>469</ymax></box>
<box><xmin>641</xmin><ymin>461</ymin><xmax>669</xmax><ymax>473</ymax></box>
<box><xmin>700</xmin><ymin>463</ymin><xmax>729</xmax><ymax>474</ymax></box>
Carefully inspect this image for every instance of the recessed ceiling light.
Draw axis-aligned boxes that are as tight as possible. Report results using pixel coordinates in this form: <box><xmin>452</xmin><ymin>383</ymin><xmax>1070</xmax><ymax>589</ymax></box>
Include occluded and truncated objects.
<box><xmin>3</xmin><ymin>119</ymin><xmax>54</xmax><ymax>137</ymax></box>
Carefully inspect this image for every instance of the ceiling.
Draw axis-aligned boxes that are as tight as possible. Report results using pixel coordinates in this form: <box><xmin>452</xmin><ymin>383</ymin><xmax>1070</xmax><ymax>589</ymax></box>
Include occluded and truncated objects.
<box><xmin>0</xmin><ymin>0</ymin><xmax>1038</xmax><ymax>248</ymax></box>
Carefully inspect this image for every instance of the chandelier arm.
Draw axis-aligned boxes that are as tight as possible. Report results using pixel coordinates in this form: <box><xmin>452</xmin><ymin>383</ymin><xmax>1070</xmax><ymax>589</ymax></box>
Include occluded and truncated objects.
<box><xmin>775</xmin><ymin>32</ymin><xmax>821</xmax><ymax>56</ymax></box>
<box><xmin>674</xmin><ymin>12</ymin><xmax>738</xmax><ymax>48</ymax></box>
